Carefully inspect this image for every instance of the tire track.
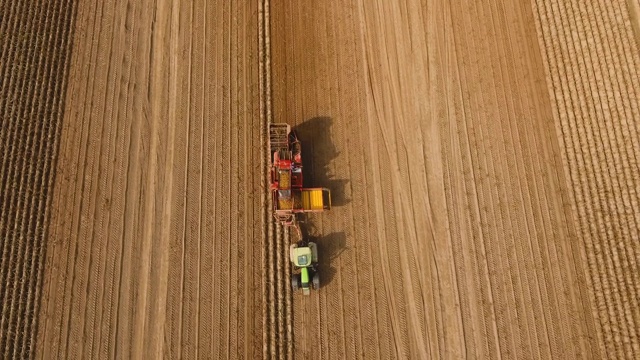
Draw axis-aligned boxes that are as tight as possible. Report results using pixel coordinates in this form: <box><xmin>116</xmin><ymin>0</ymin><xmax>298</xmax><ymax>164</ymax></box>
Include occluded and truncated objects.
<box><xmin>198</xmin><ymin>0</ymin><xmax>215</xmax><ymax>357</ymax></box>
<box><xmin>328</xmin><ymin>3</ymin><xmax>364</xmax><ymax>358</ymax></box>
<box><xmin>456</xmin><ymin>1</ymin><xmax>515</xmax><ymax>356</ymax></box>
<box><xmin>346</xmin><ymin>2</ymin><xmax>383</xmax><ymax>358</ymax></box>
<box><xmin>179</xmin><ymin>0</ymin><xmax>201</xmax><ymax>357</ymax></box>
<box><xmin>38</xmin><ymin>1</ymin><xmax>96</xmax><ymax>356</ymax></box>
<box><xmin>93</xmin><ymin>1</ymin><xmax>137</xmax><ymax>357</ymax></box>
<box><xmin>488</xmin><ymin>2</ymin><xmax>544</xmax><ymax>356</ymax></box>
<box><xmin>227</xmin><ymin>3</ymin><xmax>239</xmax><ymax>357</ymax></box>
<box><xmin>165</xmin><ymin>0</ymin><xmax>190</xmax><ymax>357</ymax></box>
<box><xmin>80</xmin><ymin>0</ymin><xmax>125</xmax><ymax>356</ymax></box>
<box><xmin>490</xmin><ymin>1</ymin><xmax>566</xmax><ymax>357</ymax></box>
<box><xmin>445</xmin><ymin>1</ymin><xmax>499</xmax><ymax>357</ymax></box>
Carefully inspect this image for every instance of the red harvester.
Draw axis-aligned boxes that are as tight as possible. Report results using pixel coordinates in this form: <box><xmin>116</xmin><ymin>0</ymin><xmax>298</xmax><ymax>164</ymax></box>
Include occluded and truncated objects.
<box><xmin>269</xmin><ymin>123</ymin><xmax>331</xmax><ymax>228</ymax></box>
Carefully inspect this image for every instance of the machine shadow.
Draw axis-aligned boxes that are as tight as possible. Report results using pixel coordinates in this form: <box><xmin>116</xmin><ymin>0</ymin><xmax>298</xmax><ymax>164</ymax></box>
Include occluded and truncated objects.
<box><xmin>293</xmin><ymin>117</ymin><xmax>350</xmax><ymax>207</ymax></box>
<box><xmin>304</xmin><ymin>231</ymin><xmax>346</xmax><ymax>287</ymax></box>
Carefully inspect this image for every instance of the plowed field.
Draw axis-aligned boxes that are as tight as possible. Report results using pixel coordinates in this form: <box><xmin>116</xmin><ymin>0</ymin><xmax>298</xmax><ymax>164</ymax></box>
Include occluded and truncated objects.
<box><xmin>533</xmin><ymin>0</ymin><xmax>640</xmax><ymax>357</ymax></box>
<box><xmin>0</xmin><ymin>0</ymin><xmax>77</xmax><ymax>358</ymax></box>
<box><xmin>1</xmin><ymin>0</ymin><xmax>639</xmax><ymax>359</ymax></box>
<box><xmin>270</xmin><ymin>0</ymin><xmax>598</xmax><ymax>358</ymax></box>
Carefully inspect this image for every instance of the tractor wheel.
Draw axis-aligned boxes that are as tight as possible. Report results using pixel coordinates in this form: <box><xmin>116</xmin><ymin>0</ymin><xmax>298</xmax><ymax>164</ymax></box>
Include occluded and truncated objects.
<box><xmin>312</xmin><ymin>273</ymin><xmax>320</xmax><ymax>290</ymax></box>
<box><xmin>291</xmin><ymin>274</ymin><xmax>300</xmax><ymax>291</ymax></box>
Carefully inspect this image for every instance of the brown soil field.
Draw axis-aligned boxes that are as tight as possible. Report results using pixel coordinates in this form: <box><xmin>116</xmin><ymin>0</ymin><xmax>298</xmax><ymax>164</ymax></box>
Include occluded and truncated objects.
<box><xmin>35</xmin><ymin>1</ymin><xmax>264</xmax><ymax>358</ymax></box>
<box><xmin>270</xmin><ymin>0</ymin><xmax>600</xmax><ymax>358</ymax></box>
<box><xmin>532</xmin><ymin>0</ymin><xmax>640</xmax><ymax>357</ymax></box>
<box><xmin>0</xmin><ymin>0</ymin><xmax>638</xmax><ymax>359</ymax></box>
<box><xmin>0</xmin><ymin>0</ymin><xmax>77</xmax><ymax>358</ymax></box>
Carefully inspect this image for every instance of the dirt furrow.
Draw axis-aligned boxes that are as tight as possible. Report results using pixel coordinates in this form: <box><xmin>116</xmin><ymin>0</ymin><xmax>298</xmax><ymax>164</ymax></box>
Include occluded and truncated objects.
<box><xmin>275</xmin><ymin>225</ymin><xmax>285</xmax><ymax>359</ymax></box>
<box><xmin>532</xmin><ymin>0</ymin><xmax>640</xmax><ymax>357</ymax></box>
<box><xmin>589</xmin><ymin>0</ymin><xmax>640</xmax><ymax>349</ymax></box>
<box><xmin>0</xmin><ymin>0</ymin><xmax>76</xmax><ymax>356</ymax></box>
<box><xmin>68</xmin><ymin>1</ymin><xmax>120</xmax><ymax>357</ymax></box>
<box><xmin>1</xmin><ymin>6</ymin><xmax>48</xmax><ymax>353</ymax></box>
<box><xmin>260</xmin><ymin>0</ymin><xmax>292</xmax><ymax>358</ymax></box>
<box><xmin>206</xmin><ymin>18</ymin><xmax>221</xmax><ymax>354</ymax></box>
<box><xmin>445</xmin><ymin>1</ymin><xmax>501</xmax><ymax>356</ymax></box>
<box><xmin>35</xmin><ymin>0</ymin><xmax>90</xmax><ymax>354</ymax></box>
<box><xmin>0</xmin><ymin>0</ymin><xmax>33</xmax><ymax>201</ymax></box>
<box><xmin>26</xmin><ymin>1</ymin><xmax>76</xmax><ymax>352</ymax></box>
<box><xmin>21</xmin><ymin>3</ymin><xmax>74</xmax><ymax>357</ymax></box>
<box><xmin>197</xmin><ymin>0</ymin><xmax>215</xmax><ymax>355</ymax></box>
<box><xmin>330</xmin><ymin>4</ymin><xmax>366</xmax><ymax>358</ymax></box>
<box><xmin>533</xmin><ymin>0</ymin><xmax>609</xmax><ymax>355</ymax></box>
<box><xmin>89</xmin><ymin>0</ymin><xmax>134</xmax><ymax>355</ymax></box>
<box><xmin>180</xmin><ymin>1</ymin><xmax>202</xmax><ymax>357</ymax></box>
<box><xmin>489</xmin><ymin>3</ymin><xmax>545</xmax><ymax>356</ymax></box>
<box><xmin>284</xmin><ymin>226</ymin><xmax>293</xmax><ymax>360</ymax></box>
<box><xmin>79</xmin><ymin>1</ymin><xmax>126</xmax><ymax>357</ymax></box>
<box><xmin>0</xmin><ymin>4</ymin><xmax>41</xmax><ymax>335</ymax></box>
<box><xmin>2</xmin><ymin>0</ymin><xmax>636</xmax><ymax>358</ymax></box>
<box><xmin>0</xmin><ymin>0</ymin><xmax>31</xmax><ymax>185</ymax></box>
<box><xmin>5</xmin><ymin>23</ymin><xmax>51</xmax><ymax>360</ymax></box>
<box><xmin>258</xmin><ymin>0</ymin><xmax>273</xmax><ymax>358</ymax></box>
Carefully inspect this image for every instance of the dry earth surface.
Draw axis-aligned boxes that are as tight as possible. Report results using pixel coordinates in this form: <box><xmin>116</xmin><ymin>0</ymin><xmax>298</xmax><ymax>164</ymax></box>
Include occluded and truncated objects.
<box><xmin>270</xmin><ymin>0</ymin><xmax>600</xmax><ymax>358</ymax></box>
<box><xmin>0</xmin><ymin>0</ymin><xmax>638</xmax><ymax>359</ymax></box>
<box><xmin>0</xmin><ymin>0</ymin><xmax>76</xmax><ymax>358</ymax></box>
<box><xmin>532</xmin><ymin>0</ymin><xmax>640</xmax><ymax>357</ymax></box>
<box><xmin>35</xmin><ymin>1</ymin><xmax>264</xmax><ymax>359</ymax></box>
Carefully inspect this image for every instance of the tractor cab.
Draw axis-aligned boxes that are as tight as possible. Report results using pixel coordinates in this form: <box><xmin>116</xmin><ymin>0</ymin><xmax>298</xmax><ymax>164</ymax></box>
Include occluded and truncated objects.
<box><xmin>292</xmin><ymin>246</ymin><xmax>313</xmax><ymax>267</ymax></box>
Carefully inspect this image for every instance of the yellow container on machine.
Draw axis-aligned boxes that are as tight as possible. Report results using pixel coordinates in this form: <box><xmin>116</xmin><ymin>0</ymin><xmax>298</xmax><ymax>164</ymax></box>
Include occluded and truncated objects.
<box><xmin>301</xmin><ymin>189</ymin><xmax>325</xmax><ymax>211</ymax></box>
<box><xmin>272</xmin><ymin>188</ymin><xmax>331</xmax><ymax>225</ymax></box>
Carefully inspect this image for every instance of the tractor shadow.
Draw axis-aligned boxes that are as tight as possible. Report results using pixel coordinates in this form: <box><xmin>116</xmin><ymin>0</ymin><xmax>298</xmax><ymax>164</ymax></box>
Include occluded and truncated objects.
<box><xmin>303</xmin><ymin>231</ymin><xmax>346</xmax><ymax>287</ymax></box>
<box><xmin>293</xmin><ymin>117</ymin><xmax>350</xmax><ymax>207</ymax></box>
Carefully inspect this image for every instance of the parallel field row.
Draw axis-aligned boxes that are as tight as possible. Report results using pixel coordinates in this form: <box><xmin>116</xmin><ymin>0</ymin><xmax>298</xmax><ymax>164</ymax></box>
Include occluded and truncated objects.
<box><xmin>532</xmin><ymin>0</ymin><xmax>640</xmax><ymax>358</ymax></box>
<box><xmin>0</xmin><ymin>0</ymin><xmax>77</xmax><ymax>358</ymax></box>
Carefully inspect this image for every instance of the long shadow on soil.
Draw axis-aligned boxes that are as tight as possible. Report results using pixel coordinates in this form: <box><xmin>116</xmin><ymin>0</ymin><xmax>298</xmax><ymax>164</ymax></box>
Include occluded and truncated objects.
<box><xmin>302</xmin><ymin>231</ymin><xmax>346</xmax><ymax>287</ymax></box>
<box><xmin>293</xmin><ymin>117</ymin><xmax>349</xmax><ymax>287</ymax></box>
<box><xmin>293</xmin><ymin>117</ymin><xmax>350</xmax><ymax>207</ymax></box>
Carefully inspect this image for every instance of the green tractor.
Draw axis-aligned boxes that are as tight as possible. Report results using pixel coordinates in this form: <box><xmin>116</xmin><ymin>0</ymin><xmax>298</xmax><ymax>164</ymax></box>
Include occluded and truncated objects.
<box><xmin>290</xmin><ymin>240</ymin><xmax>320</xmax><ymax>295</ymax></box>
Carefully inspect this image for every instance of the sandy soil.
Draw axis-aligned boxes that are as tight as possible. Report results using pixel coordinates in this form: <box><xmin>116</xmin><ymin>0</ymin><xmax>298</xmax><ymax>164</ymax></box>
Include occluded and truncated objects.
<box><xmin>533</xmin><ymin>0</ymin><xmax>640</xmax><ymax>357</ymax></box>
<box><xmin>0</xmin><ymin>0</ymin><xmax>76</xmax><ymax>358</ymax></box>
<box><xmin>35</xmin><ymin>1</ymin><xmax>264</xmax><ymax>358</ymax></box>
<box><xmin>0</xmin><ymin>0</ymin><xmax>636</xmax><ymax>359</ymax></box>
<box><xmin>269</xmin><ymin>0</ymin><xmax>603</xmax><ymax>358</ymax></box>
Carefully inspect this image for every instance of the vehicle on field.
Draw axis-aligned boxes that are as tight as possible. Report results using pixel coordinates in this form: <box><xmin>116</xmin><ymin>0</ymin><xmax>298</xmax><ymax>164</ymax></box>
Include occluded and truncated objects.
<box><xmin>269</xmin><ymin>123</ymin><xmax>331</xmax><ymax>227</ymax></box>
<box><xmin>290</xmin><ymin>240</ymin><xmax>320</xmax><ymax>295</ymax></box>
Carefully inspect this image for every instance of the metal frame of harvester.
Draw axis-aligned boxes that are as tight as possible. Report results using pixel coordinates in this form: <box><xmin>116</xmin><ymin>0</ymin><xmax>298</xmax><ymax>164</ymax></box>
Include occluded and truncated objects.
<box><xmin>269</xmin><ymin>123</ymin><xmax>331</xmax><ymax>295</ymax></box>
<box><xmin>269</xmin><ymin>123</ymin><xmax>331</xmax><ymax>229</ymax></box>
